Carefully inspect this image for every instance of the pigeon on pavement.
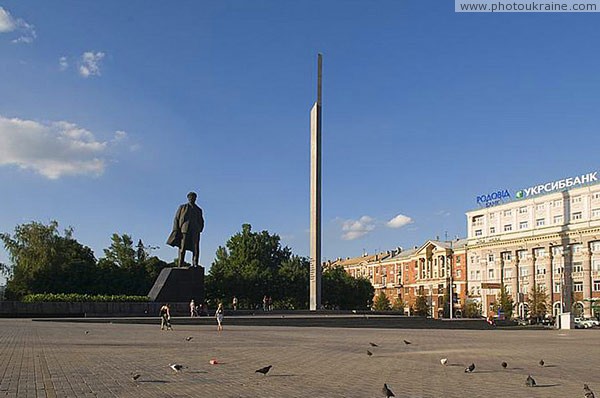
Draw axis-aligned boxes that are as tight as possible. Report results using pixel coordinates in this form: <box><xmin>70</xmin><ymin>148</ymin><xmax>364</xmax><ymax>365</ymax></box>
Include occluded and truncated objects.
<box><xmin>131</xmin><ymin>373</ymin><xmax>141</xmax><ymax>381</ymax></box>
<box><xmin>369</xmin><ymin>342</ymin><xmax>379</xmax><ymax>347</ymax></box>
<box><xmin>185</xmin><ymin>336</ymin><xmax>193</xmax><ymax>341</ymax></box>
<box><xmin>539</xmin><ymin>359</ymin><xmax>545</xmax><ymax>367</ymax></box>
<box><xmin>382</xmin><ymin>383</ymin><xmax>395</xmax><ymax>397</ymax></box>
<box><xmin>465</xmin><ymin>363</ymin><xmax>475</xmax><ymax>373</ymax></box>
<box><xmin>584</xmin><ymin>384</ymin><xmax>596</xmax><ymax>398</ymax></box>
<box><xmin>440</xmin><ymin>358</ymin><xmax>448</xmax><ymax>365</ymax></box>
<box><xmin>255</xmin><ymin>365</ymin><xmax>273</xmax><ymax>375</ymax></box>
<box><xmin>526</xmin><ymin>375</ymin><xmax>536</xmax><ymax>387</ymax></box>
<box><xmin>501</xmin><ymin>362</ymin><xmax>508</xmax><ymax>369</ymax></box>
<box><xmin>170</xmin><ymin>363</ymin><xmax>184</xmax><ymax>373</ymax></box>
<box><xmin>403</xmin><ymin>340</ymin><xmax>412</xmax><ymax>345</ymax></box>
<box><xmin>367</xmin><ymin>350</ymin><xmax>373</xmax><ymax>356</ymax></box>
<box><xmin>85</xmin><ymin>330</ymin><xmax>90</xmax><ymax>335</ymax></box>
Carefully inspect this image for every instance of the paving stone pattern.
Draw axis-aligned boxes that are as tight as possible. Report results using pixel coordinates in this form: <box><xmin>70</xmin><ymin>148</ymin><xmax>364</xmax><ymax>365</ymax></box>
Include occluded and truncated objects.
<box><xmin>0</xmin><ymin>319</ymin><xmax>598</xmax><ymax>397</ymax></box>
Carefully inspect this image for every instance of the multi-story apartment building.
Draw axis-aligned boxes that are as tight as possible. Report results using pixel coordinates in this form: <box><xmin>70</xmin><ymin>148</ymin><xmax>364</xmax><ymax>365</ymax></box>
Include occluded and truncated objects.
<box><xmin>327</xmin><ymin>240</ymin><xmax>467</xmax><ymax>319</ymax></box>
<box><xmin>466</xmin><ymin>171</ymin><xmax>600</xmax><ymax>318</ymax></box>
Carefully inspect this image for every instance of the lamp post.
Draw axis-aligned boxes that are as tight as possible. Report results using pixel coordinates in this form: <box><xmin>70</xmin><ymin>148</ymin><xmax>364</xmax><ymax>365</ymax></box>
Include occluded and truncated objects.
<box><xmin>449</xmin><ymin>240</ymin><xmax>454</xmax><ymax>319</ymax></box>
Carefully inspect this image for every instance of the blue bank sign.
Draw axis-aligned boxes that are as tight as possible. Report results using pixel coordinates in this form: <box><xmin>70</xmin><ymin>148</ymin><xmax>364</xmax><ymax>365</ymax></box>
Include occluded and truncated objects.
<box><xmin>476</xmin><ymin>189</ymin><xmax>511</xmax><ymax>207</ymax></box>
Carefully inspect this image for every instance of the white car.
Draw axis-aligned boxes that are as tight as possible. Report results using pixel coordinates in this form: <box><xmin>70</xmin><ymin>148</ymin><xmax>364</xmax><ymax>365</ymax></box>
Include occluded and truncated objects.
<box><xmin>574</xmin><ymin>317</ymin><xmax>595</xmax><ymax>328</ymax></box>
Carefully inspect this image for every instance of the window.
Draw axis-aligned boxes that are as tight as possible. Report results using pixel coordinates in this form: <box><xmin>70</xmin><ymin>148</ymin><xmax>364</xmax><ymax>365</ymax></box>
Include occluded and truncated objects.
<box><xmin>536</xmin><ymin>266</ymin><xmax>546</xmax><ymax>275</ymax></box>
<box><xmin>506</xmin><ymin>285</ymin><xmax>512</xmax><ymax>294</ymax></box>
<box><xmin>553</xmin><ymin>199</ymin><xmax>563</xmax><ymax>207</ymax></box>
<box><xmin>536</xmin><ymin>203</ymin><xmax>545</xmax><ymax>211</ymax></box>
<box><xmin>456</xmin><ymin>269</ymin><xmax>462</xmax><ymax>278</ymax></box>
<box><xmin>594</xmin><ymin>280</ymin><xmax>600</xmax><ymax>292</ymax></box>
<box><xmin>593</xmin><ymin>259</ymin><xmax>600</xmax><ymax>272</ymax></box>
<box><xmin>489</xmin><ymin>212</ymin><xmax>496</xmax><ymax>219</ymax></box>
<box><xmin>572</xmin><ymin>243</ymin><xmax>583</xmax><ymax>254</ymax></box>
<box><xmin>572</xmin><ymin>211</ymin><xmax>582</xmax><ymax>220</ymax></box>
<box><xmin>505</xmin><ymin>268</ymin><xmax>512</xmax><ymax>278</ymax></box>
<box><xmin>552</xmin><ymin>246</ymin><xmax>564</xmax><ymax>256</ymax></box>
<box><xmin>553</xmin><ymin>215</ymin><xmax>563</xmax><ymax>224</ymax></box>
<box><xmin>533</xmin><ymin>248</ymin><xmax>546</xmax><ymax>258</ymax></box>
<box><xmin>571</xmin><ymin>196</ymin><xmax>582</xmax><ymax>204</ymax></box>
<box><xmin>503</xmin><ymin>209</ymin><xmax>512</xmax><ymax>216</ymax></box>
<box><xmin>536</xmin><ymin>218</ymin><xmax>545</xmax><ymax>227</ymax></box>
<box><xmin>572</xmin><ymin>262</ymin><xmax>583</xmax><ymax>273</ymax></box>
<box><xmin>488</xmin><ymin>269</ymin><xmax>494</xmax><ymax>279</ymax></box>
<box><xmin>490</xmin><ymin>226</ymin><xmax>496</xmax><ymax>234</ymax></box>
<box><xmin>554</xmin><ymin>282</ymin><xmax>561</xmax><ymax>293</ymax></box>
<box><xmin>519</xmin><ymin>221</ymin><xmax>528</xmax><ymax>229</ymax></box>
<box><xmin>472</xmin><ymin>215</ymin><xmax>484</xmax><ymax>226</ymax></box>
<box><xmin>475</xmin><ymin>229</ymin><xmax>482</xmax><ymax>237</ymax></box>
<box><xmin>519</xmin><ymin>206</ymin><xmax>528</xmax><ymax>214</ymax></box>
<box><xmin>554</xmin><ymin>265</ymin><xmax>564</xmax><ymax>274</ymax></box>
<box><xmin>470</xmin><ymin>271</ymin><xmax>475</xmax><ymax>280</ymax></box>
<box><xmin>504</xmin><ymin>224</ymin><xmax>513</xmax><ymax>232</ymax></box>
<box><xmin>502</xmin><ymin>252</ymin><xmax>512</xmax><ymax>261</ymax></box>
<box><xmin>573</xmin><ymin>282</ymin><xmax>583</xmax><ymax>292</ymax></box>
<box><xmin>520</xmin><ymin>267</ymin><xmax>529</xmax><ymax>276</ymax></box>
<box><xmin>590</xmin><ymin>241</ymin><xmax>600</xmax><ymax>252</ymax></box>
<box><xmin>488</xmin><ymin>253</ymin><xmax>495</xmax><ymax>262</ymax></box>
<box><xmin>517</xmin><ymin>250</ymin><xmax>527</xmax><ymax>260</ymax></box>
<box><xmin>456</xmin><ymin>256</ymin><xmax>461</xmax><ymax>264</ymax></box>
<box><xmin>476</xmin><ymin>270</ymin><xmax>481</xmax><ymax>280</ymax></box>
<box><xmin>592</xmin><ymin>209</ymin><xmax>600</xmax><ymax>218</ymax></box>
<box><xmin>593</xmin><ymin>192</ymin><xmax>600</xmax><ymax>200</ymax></box>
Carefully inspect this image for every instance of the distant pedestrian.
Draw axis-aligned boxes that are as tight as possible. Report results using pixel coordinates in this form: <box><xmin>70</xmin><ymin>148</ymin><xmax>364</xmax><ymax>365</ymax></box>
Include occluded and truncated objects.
<box><xmin>232</xmin><ymin>296</ymin><xmax>238</xmax><ymax>311</ymax></box>
<box><xmin>216</xmin><ymin>302</ymin><xmax>224</xmax><ymax>331</ymax></box>
<box><xmin>263</xmin><ymin>295</ymin><xmax>268</xmax><ymax>311</ymax></box>
<box><xmin>160</xmin><ymin>304</ymin><xmax>172</xmax><ymax>330</ymax></box>
<box><xmin>267</xmin><ymin>296</ymin><xmax>273</xmax><ymax>311</ymax></box>
<box><xmin>189</xmin><ymin>299</ymin><xmax>197</xmax><ymax>317</ymax></box>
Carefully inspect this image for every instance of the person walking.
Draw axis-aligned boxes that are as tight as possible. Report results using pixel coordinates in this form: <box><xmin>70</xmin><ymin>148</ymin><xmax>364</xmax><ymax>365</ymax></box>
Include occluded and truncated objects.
<box><xmin>215</xmin><ymin>302</ymin><xmax>224</xmax><ymax>332</ymax></box>
<box><xmin>189</xmin><ymin>299</ymin><xmax>196</xmax><ymax>317</ymax></box>
<box><xmin>232</xmin><ymin>296</ymin><xmax>238</xmax><ymax>311</ymax></box>
<box><xmin>160</xmin><ymin>303</ymin><xmax>172</xmax><ymax>330</ymax></box>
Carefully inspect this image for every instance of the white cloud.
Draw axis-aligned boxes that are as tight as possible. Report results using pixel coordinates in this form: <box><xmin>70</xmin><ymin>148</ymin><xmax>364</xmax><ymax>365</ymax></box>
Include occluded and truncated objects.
<box><xmin>0</xmin><ymin>115</ymin><xmax>125</xmax><ymax>179</ymax></box>
<box><xmin>59</xmin><ymin>56</ymin><xmax>69</xmax><ymax>71</ymax></box>
<box><xmin>341</xmin><ymin>216</ymin><xmax>375</xmax><ymax>240</ymax></box>
<box><xmin>79</xmin><ymin>51</ymin><xmax>105</xmax><ymax>78</ymax></box>
<box><xmin>386</xmin><ymin>214</ymin><xmax>413</xmax><ymax>229</ymax></box>
<box><xmin>0</xmin><ymin>7</ymin><xmax>16</xmax><ymax>32</ymax></box>
<box><xmin>0</xmin><ymin>7</ymin><xmax>36</xmax><ymax>44</ymax></box>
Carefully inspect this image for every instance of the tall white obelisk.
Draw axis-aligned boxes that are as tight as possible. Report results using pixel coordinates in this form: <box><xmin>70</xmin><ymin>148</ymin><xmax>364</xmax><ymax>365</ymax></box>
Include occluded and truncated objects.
<box><xmin>310</xmin><ymin>54</ymin><xmax>322</xmax><ymax>311</ymax></box>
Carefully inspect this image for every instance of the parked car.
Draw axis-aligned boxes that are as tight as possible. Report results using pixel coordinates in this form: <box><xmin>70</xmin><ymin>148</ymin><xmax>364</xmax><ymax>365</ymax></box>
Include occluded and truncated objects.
<box><xmin>574</xmin><ymin>317</ymin><xmax>594</xmax><ymax>328</ymax></box>
<box><xmin>584</xmin><ymin>317</ymin><xmax>599</xmax><ymax>327</ymax></box>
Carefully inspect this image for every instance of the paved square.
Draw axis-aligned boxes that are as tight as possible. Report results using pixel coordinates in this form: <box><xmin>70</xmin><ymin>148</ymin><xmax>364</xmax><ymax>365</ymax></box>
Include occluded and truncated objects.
<box><xmin>0</xmin><ymin>318</ymin><xmax>598</xmax><ymax>397</ymax></box>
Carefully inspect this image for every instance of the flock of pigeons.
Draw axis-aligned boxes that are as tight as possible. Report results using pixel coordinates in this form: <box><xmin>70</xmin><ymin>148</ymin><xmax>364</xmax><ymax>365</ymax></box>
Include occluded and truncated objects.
<box><xmin>367</xmin><ymin>340</ymin><xmax>596</xmax><ymax>398</ymax></box>
<box><xmin>82</xmin><ymin>330</ymin><xmax>595</xmax><ymax>397</ymax></box>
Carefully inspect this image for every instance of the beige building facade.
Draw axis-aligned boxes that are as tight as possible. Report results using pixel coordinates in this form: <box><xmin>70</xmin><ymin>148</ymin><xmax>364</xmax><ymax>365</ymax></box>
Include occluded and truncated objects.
<box><xmin>466</xmin><ymin>173</ymin><xmax>600</xmax><ymax>318</ymax></box>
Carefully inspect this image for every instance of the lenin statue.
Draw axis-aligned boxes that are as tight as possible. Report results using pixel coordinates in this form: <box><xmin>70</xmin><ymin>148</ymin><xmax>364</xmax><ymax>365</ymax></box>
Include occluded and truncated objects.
<box><xmin>166</xmin><ymin>192</ymin><xmax>204</xmax><ymax>267</ymax></box>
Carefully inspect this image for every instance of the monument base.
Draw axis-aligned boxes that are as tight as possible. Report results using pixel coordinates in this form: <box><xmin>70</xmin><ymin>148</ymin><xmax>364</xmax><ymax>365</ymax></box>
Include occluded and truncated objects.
<box><xmin>148</xmin><ymin>266</ymin><xmax>205</xmax><ymax>303</ymax></box>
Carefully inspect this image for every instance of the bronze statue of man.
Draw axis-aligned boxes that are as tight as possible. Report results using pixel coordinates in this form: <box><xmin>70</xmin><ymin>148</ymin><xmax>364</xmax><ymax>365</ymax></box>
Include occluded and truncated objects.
<box><xmin>167</xmin><ymin>192</ymin><xmax>204</xmax><ymax>267</ymax></box>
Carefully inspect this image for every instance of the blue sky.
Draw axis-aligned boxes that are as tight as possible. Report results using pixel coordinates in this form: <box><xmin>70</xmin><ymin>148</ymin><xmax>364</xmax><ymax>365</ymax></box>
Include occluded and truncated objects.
<box><xmin>2</xmin><ymin>1</ymin><xmax>600</xmax><ymax>285</ymax></box>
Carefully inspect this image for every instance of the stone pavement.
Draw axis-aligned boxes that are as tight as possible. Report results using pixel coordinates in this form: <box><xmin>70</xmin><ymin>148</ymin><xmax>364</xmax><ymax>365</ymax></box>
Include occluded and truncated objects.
<box><xmin>0</xmin><ymin>318</ymin><xmax>598</xmax><ymax>398</ymax></box>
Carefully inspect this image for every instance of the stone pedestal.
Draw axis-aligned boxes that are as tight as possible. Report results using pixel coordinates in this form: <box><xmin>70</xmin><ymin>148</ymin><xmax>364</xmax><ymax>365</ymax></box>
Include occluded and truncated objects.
<box><xmin>148</xmin><ymin>267</ymin><xmax>205</xmax><ymax>303</ymax></box>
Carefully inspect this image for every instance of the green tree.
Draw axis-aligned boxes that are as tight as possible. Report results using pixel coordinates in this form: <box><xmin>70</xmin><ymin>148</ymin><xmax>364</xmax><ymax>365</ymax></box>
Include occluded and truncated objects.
<box><xmin>373</xmin><ymin>291</ymin><xmax>391</xmax><ymax>311</ymax></box>
<box><xmin>275</xmin><ymin>255</ymin><xmax>309</xmax><ymax>310</ymax></box>
<box><xmin>464</xmin><ymin>301</ymin><xmax>482</xmax><ymax>318</ymax></box>
<box><xmin>413</xmin><ymin>294</ymin><xmax>429</xmax><ymax>316</ymax></box>
<box><xmin>206</xmin><ymin>224</ymin><xmax>293</xmax><ymax>307</ymax></box>
<box><xmin>527</xmin><ymin>285</ymin><xmax>549</xmax><ymax>323</ymax></box>
<box><xmin>491</xmin><ymin>285</ymin><xmax>514</xmax><ymax>319</ymax></box>
<box><xmin>322</xmin><ymin>266</ymin><xmax>374</xmax><ymax>310</ymax></box>
<box><xmin>0</xmin><ymin>221</ymin><xmax>97</xmax><ymax>299</ymax></box>
<box><xmin>391</xmin><ymin>296</ymin><xmax>405</xmax><ymax>312</ymax></box>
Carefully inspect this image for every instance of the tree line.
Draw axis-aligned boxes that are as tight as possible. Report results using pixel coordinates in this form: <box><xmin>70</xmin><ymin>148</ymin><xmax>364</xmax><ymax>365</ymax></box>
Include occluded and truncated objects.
<box><xmin>1</xmin><ymin>221</ymin><xmax>374</xmax><ymax>309</ymax></box>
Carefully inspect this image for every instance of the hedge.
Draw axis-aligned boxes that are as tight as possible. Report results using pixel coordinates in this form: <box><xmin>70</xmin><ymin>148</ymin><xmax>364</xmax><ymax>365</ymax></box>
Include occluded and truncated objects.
<box><xmin>22</xmin><ymin>293</ymin><xmax>150</xmax><ymax>303</ymax></box>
